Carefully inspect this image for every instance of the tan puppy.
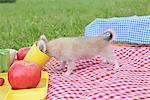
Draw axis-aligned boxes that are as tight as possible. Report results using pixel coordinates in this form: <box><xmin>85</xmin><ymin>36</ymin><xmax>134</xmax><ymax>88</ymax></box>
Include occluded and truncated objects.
<box><xmin>37</xmin><ymin>30</ymin><xmax>119</xmax><ymax>76</ymax></box>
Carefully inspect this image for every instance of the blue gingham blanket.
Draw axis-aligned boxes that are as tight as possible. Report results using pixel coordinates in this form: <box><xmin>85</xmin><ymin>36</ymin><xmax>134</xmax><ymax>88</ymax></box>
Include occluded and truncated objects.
<box><xmin>84</xmin><ymin>16</ymin><xmax>150</xmax><ymax>44</ymax></box>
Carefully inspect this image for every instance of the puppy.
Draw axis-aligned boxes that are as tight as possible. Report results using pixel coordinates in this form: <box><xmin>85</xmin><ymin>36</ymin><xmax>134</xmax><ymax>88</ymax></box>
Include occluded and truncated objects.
<box><xmin>37</xmin><ymin>30</ymin><xmax>119</xmax><ymax>76</ymax></box>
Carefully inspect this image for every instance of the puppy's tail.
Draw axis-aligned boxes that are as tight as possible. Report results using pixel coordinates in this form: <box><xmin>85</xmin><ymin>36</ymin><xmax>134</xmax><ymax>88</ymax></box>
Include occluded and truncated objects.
<box><xmin>103</xmin><ymin>29</ymin><xmax>115</xmax><ymax>42</ymax></box>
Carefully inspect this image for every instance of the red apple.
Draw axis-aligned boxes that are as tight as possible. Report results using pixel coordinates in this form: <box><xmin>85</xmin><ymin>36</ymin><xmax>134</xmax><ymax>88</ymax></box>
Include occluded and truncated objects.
<box><xmin>8</xmin><ymin>60</ymin><xmax>41</xmax><ymax>90</ymax></box>
<box><xmin>0</xmin><ymin>78</ymin><xmax>4</xmax><ymax>86</ymax></box>
<box><xmin>17</xmin><ymin>47</ymin><xmax>30</xmax><ymax>60</ymax></box>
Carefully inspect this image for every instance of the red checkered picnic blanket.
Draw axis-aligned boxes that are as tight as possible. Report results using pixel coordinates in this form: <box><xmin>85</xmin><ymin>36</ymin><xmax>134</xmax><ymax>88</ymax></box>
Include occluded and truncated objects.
<box><xmin>44</xmin><ymin>46</ymin><xmax>150</xmax><ymax>100</ymax></box>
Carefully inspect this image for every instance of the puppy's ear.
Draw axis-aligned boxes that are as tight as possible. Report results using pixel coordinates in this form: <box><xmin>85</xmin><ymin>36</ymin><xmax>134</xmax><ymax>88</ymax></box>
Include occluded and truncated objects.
<box><xmin>37</xmin><ymin>40</ymin><xmax>47</xmax><ymax>53</ymax></box>
<box><xmin>39</xmin><ymin>34</ymin><xmax>48</xmax><ymax>42</ymax></box>
<box><xmin>37</xmin><ymin>35</ymin><xmax>47</xmax><ymax>53</ymax></box>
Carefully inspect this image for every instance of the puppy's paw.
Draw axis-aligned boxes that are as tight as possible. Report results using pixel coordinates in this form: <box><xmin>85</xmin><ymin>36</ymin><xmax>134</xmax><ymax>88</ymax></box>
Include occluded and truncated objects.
<box><xmin>62</xmin><ymin>72</ymin><xmax>71</xmax><ymax>76</ymax></box>
<box><xmin>56</xmin><ymin>66</ymin><xmax>65</xmax><ymax>71</ymax></box>
<box><xmin>114</xmin><ymin>66</ymin><xmax>119</xmax><ymax>71</ymax></box>
<box><xmin>102</xmin><ymin>59</ymin><xmax>109</xmax><ymax>64</ymax></box>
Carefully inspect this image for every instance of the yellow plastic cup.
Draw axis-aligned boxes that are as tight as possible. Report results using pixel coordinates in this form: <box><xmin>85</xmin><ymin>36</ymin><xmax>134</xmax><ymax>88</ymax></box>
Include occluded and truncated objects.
<box><xmin>24</xmin><ymin>42</ymin><xmax>50</xmax><ymax>69</ymax></box>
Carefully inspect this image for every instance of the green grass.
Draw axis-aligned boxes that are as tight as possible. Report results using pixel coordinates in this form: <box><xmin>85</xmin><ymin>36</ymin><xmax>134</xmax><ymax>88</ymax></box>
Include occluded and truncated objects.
<box><xmin>0</xmin><ymin>0</ymin><xmax>150</xmax><ymax>49</ymax></box>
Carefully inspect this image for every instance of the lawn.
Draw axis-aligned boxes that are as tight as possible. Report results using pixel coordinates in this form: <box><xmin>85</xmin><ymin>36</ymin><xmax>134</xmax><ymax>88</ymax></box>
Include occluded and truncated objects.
<box><xmin>0</xmin><ymin>0</ymin><xmax>150</xmax><ymax>49</ymax></box>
